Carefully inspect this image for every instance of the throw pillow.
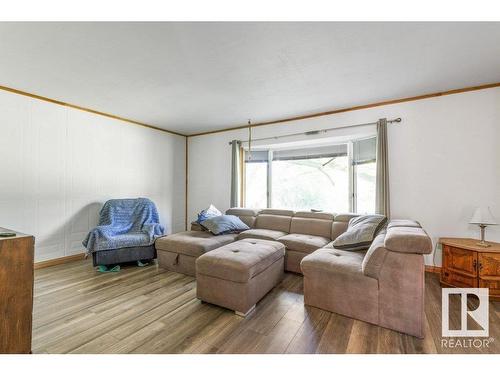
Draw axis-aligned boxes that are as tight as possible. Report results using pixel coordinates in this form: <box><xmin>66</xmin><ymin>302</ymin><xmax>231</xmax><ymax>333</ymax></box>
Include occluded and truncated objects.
<box><xmin>197</xmin><ymin>204</ymin><xmax>222</xmax><ymax>223</ymax></box>
<box><xmin>201</xmin><ymin>215</ymin><xmax>250</xmax><ymax>235</ymax></box>
<box><xmin>332</xmin><ymin>214</ymin><xmax>387</xmax><ymax>251</ymax></box>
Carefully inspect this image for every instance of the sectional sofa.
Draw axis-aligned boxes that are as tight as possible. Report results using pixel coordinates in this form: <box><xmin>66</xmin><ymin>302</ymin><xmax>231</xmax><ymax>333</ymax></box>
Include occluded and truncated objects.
<box><xmin>154</xmin><ymin>208</ymin><xmax>432</xmax><ymax>337</ymax></box>
<box><xmin>156</xmin><ymin>208</ymin><xmax>352</xmax><ymax>275</ymax></box>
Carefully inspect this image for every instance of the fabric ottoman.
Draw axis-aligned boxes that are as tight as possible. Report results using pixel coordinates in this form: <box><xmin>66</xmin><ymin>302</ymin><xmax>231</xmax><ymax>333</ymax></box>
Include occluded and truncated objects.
<box><xmin>196</xmin><ymin>238</ymin><xmax>285</xmax><ymax>316</ymax></box>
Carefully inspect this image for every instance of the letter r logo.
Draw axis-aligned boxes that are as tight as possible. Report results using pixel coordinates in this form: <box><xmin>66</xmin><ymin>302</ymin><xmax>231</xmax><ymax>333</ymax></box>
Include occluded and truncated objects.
<box><xmin>442</xmin><ymin>288</ymin><xmax>489</xmax><ymax>337</ymax></box>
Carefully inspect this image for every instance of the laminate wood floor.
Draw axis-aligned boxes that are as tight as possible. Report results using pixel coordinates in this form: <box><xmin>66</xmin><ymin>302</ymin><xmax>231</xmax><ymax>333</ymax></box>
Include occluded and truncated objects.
<box><xmin>32</xmin><ymin>259</ymin><xmax>500</xmax><ymax>354</ymax></box>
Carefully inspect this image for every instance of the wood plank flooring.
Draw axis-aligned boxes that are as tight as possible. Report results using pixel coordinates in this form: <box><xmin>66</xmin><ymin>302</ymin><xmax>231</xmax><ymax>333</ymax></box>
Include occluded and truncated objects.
<box><xmin>32</xmin><ymin>259</ymin><xmax>500</xmax><ymax>354</ymax></box>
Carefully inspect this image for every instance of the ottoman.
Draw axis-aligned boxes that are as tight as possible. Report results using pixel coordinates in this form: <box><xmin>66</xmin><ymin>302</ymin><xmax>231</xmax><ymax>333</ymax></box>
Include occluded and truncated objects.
<box><xmin>196</xmin><ymin>238</ymin><xmax>285</xmax><ymax>316</ymax></box>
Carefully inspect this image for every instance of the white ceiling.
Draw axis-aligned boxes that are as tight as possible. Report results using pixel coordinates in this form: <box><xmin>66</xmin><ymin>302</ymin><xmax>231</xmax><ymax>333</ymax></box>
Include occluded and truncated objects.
<box><xmin>1</xmin><ymin>22</ymin><xmax>499</xmax><ymax>135</ymax></box>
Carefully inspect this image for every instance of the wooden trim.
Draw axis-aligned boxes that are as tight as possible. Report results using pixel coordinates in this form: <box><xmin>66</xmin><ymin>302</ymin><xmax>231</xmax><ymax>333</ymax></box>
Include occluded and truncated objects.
<box><xmin>185</xmin><ymin>136</ymin><xmax>189</xmax><ymax>230</ymax></box>
<box><xmin>425</xmin><ymin>265</ymin><xmax>441</xmax><ymax>274</ymax></box>
<box><xmin>187</xmin><ymin>82</ymin><xmax>500</xmax><ymax>137</ymax></box>
<box><xmin>0</xmin><ymin>84</ymin><xmax>186</xmax><ymax>137</ymax></box>
<box><xmin>34</xmin><ymin>253</ymin><xmax>86</xmax><ymax>270</ymax></box>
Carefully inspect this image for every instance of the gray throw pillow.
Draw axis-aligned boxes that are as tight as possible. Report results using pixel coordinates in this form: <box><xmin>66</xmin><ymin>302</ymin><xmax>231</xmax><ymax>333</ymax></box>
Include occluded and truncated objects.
<box><xmin>332</xmin><ymin>214</ymin><xmax>387</xmax><ymax>251</ymax></box>
<box><xmin>201</xmin><ymin>215</ymin><xmax>250</xmax><ymax>235</ymax></box>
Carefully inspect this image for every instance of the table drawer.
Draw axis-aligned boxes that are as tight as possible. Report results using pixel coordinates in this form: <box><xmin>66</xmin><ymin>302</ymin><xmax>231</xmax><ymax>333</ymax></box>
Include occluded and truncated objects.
<box><xmin>441</xmin><ymin>269</ymin><xmax>478</xmax><ymax>288</ymax></box>
<box><xmin>479</xmin><ymin>278</ymin><xmax>500</xmax><ymax>298</ymax></box>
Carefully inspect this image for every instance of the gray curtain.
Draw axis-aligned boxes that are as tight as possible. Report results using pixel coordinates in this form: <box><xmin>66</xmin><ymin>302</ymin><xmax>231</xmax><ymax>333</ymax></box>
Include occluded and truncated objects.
<box><xmin>230</xmin><ymin>140</ymin><xmax>241</xmax><ymax>208</ymax></box>
<box><xmin>375</xmin><ymin>118</ymin><xmax>390</xmax><ymax>217</ymax></box>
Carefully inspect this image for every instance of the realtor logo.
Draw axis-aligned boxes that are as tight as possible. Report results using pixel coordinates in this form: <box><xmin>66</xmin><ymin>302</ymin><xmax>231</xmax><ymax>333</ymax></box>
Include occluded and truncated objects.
<box><xmin>442</xmin><ymin>288</ymin><xmax>489</xmax><ymax>337</ymax></box>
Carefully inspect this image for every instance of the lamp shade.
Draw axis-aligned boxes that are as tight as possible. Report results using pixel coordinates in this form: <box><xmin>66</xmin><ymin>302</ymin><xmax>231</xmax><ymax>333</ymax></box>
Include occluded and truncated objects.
<box><xmin>469</xmin><ymin>207</ymin><xmax>498</xmax><ymax>225</ymax></box>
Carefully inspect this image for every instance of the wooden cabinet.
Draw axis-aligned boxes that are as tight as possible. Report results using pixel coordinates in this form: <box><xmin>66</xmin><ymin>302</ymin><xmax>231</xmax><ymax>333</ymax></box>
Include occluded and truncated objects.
<box><xmin>440</xmin><ymin>238</ymin><xmax>500</xmax><ymax>300</ymax></box>
<box><xmin>0</xmin><ymin>227</ymin><xmax>34</xmax><ymax>354</ymax></box>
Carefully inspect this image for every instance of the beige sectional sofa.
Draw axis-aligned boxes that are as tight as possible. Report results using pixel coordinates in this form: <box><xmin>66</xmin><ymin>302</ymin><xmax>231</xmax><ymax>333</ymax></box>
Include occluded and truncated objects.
<box><xmin>154</xmin><ymin>208</ymin><xmax>432</xmax><ymax>337</ymax></box>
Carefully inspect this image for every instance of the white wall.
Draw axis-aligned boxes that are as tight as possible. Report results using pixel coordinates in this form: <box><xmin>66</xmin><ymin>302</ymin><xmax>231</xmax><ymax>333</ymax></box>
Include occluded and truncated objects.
<box><xmin>0</xmin><ymin>90</ymin><xmax>186</xmax><ymax>262</ymax></box>
<box><xmin>188</xmin><ymin>87</ymin><xmax>500</xmax><ymax>266</ymax></box>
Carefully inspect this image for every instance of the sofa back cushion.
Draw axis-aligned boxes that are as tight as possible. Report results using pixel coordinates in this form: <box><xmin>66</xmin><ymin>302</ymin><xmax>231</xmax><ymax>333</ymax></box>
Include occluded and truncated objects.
<box><xmin>255</xmin><ymin>209</ymin><xmax>293</xmax><ymax>233</ymax></box>
<box><xmin>331</xmin><ymin>213</ymin><xmax>359</xmax><ymax>240</ymax></box>
<box><xmin>225</xmin><ymin>208</ymin><xmax>261</xmax><ymax>228</ymax></box>
<box><xmin>290</xmin><ymin>211</ymin><xmax>334</xmax><ymax>238</ymax></box>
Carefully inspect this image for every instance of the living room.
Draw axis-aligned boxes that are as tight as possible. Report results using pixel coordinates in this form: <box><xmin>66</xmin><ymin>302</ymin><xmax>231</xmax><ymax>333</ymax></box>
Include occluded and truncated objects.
<box><xmin>1</xmin><ymin>1</ymin><xmax>499</xmax><ymax>373</ymax></box>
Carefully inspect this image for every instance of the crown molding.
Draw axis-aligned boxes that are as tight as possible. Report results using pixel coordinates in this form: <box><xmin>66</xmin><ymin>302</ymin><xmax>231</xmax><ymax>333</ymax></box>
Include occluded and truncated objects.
<box><xmin>0</xmin><ymin>84</ymin><xmax>186</xmax><ymax>137</ymax></box>
<box><xmin>187</xmin><ymin>82</ymin><xmax>500</xmax><ymax>137</ymax></box>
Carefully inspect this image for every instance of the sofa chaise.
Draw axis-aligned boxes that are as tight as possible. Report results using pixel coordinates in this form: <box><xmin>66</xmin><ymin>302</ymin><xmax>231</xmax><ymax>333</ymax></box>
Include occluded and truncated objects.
<box><xmin>300</xmin><ymin>219</ymin><xmax>432</xmax><ymax>338</ymax></box>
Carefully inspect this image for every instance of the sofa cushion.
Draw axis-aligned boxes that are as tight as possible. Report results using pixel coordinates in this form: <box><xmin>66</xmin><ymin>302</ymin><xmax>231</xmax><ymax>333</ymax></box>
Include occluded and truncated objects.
<box><xmin>254</xmin><ymin>214</ymin><xmax>292</xmax><ymax>233</ymax></box>
<box><xmin>331</xmin><ymin>213</ymin><xmax>359</xmax><ymax>240</ymax></box>
<box><xmin>334</xmin><ymin>213</ymin><xmax>360</xmax><ymax>222</ymax></box>
<box><xmin>237</xmin><ymin>228</ymin><xmax>287</xmax><ymax>241</ymax></box>
<box><xmin>332</xmin><ymin>214</ymin><xmax>387</xmax><ymax>251</ymax></box>
<box><xmin>384</xmin><ymin>226</ymin><xmax>432</xmax><ymax>254</ymax></box>
<box><xmin>196</xmin><ymin>204</ymin><xmax>222</xmax><ymax>223</ymax></box>
<box><xmin>301</xmin><ymin>247</ymin><xmax>367</xmax><ymax>275</ymax></box>
<box><xmin>226</xmin><ymin>208</ymin><xmax>261</xmax><ymax>228</ymax></box>
<box><xmin>300</xmin><ymin>247</ymin><xmax>378</xmax><ymax>325</ymax></box>
<box><xmin>290</xmin><ymin>211</ymin><xmax>333</xmax><ymax>238</ymax></box>
<box><xmin>226</xmin><ymin>208</ymin><xmax>261</xmax><ymax>217</ymax></box>
<box><xmin>155</xmin><ymin>231</ymin><xmax>237</xmax><ymax>257</ymax></box>
<box><xmin>331</xmin><ymin>221</ymin><xmax>349</xmax><ymax>240</ymax></box>
<box><xmin>278</xmin><ymin>233</ymin><xmax>331</xmax><ymax>254</ymax></box>
<box><xmin>200</xmin><ymin>215</ymin><xmax>249</xmax><ymax>235</ymax></box>
<box><xmin>196</xmin><ymin>238</ymin><xmax>285</xmax><ymax>283</ymax></box>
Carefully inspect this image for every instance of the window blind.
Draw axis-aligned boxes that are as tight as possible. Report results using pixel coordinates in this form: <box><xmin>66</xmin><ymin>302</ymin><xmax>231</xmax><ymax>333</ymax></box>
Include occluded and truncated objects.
<box><xmin>272</xmin><ymin>144</ymin><xmax>347</xmax><ymax>161</ymax></box>
<box><xmin>353</xmin><ymin>137</ymin><xmax>376</xmax><ymax>165</ymax></box>
<box><xmin>245</xmin><ymin>150</ymin><xmax>269</xmax><ymax>163</ymax></box>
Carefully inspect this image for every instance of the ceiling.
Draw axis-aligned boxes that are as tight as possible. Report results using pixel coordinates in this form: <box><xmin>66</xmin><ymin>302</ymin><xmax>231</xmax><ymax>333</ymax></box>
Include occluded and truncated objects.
<box><xmin>1</xmin><ymin>22</ymin><xmax>499</xmax><ymax>135</ymax></box>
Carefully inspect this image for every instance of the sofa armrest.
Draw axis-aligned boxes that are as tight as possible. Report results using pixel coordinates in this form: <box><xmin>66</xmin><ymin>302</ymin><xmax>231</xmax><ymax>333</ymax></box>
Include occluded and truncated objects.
<box><xmin>384</xmin><ymin>226</ymin><xmax>432</xmax><ymax>254</ymax></box>
<box><xmin>378</xmin><ymin>251</ymin><xmax>426</xmax><ymax>337</ymax></box>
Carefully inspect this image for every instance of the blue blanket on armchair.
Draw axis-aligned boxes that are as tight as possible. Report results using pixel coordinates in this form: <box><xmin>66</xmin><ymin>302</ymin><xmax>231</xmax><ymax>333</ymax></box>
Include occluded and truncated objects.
<box><xmin>83</xmin><ymin>198</ymin><xmax>165</xmax><ymax>253</ymax></box>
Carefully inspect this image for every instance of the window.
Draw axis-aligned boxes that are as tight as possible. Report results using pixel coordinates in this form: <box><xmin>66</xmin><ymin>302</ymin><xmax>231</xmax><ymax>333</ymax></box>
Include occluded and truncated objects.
<box><xmin>271</xmin><ymin>145</ymin><xmax>349</xmax><ymax>212</ymax></box>
<box><xmin>243</xmin><ymin>137</ymin><xmax>376</xmax><ymax>214</ymax></box>
<box><xmin>244</xmin><ymin>151</ymin><xmax>268</xmax><ymax>209</ymax></box>
<box><xmin>353</xmin><ymin>138</ymin><xmax>376</xmax><ymax>214</ymax></box>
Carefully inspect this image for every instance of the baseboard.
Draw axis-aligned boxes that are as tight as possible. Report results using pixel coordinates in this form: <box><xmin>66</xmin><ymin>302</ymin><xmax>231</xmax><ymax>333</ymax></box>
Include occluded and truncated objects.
<box><xmin>34</xmin><ymin>253</ymin><xmax>87</xmax><ymax>269</ymax></box>
<box><xmin>425</xmin><ymin>265</ymin><xmax>441</xmax><ymax>274</ymax></box>
<box><xmin>35</xmin><ymin>254</ymin><xmax>442</xmax><ymax>273</ymax></box>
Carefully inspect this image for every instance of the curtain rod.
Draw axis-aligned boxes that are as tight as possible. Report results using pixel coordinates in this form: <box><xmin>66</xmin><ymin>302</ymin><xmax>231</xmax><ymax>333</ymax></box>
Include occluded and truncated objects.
<box><xmin>228</xmin><ymin>117</ymin><xmax>401</xmax><ymax>145</ymax></box>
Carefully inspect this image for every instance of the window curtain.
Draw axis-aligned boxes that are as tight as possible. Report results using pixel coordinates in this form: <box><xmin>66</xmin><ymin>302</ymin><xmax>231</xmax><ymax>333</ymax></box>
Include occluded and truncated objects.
<box><xmin>230</xmin><ymin>140</ymin><xmax>241</xmax><ymax>207</ymax></box>
<box><xmin>375</xmin><ymin>118</ymin><xmax>390</xmax><ymax>217</ymax></box>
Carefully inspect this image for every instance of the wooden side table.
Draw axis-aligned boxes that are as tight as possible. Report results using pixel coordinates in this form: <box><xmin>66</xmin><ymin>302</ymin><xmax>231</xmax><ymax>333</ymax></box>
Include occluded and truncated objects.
<box><xmin>0</xmin><ymin>227</ymin><xmax>34</xmax><ymax>354</ymax></box>
<box><xmin>439</xmin><ymin>237</ymin><xmax>500</xmax><ymax>300</ymax></box>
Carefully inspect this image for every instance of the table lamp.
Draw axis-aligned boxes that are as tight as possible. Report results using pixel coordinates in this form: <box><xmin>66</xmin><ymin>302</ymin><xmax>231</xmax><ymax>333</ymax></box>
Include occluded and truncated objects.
<box><xmin>469</xmin><ymin>207</ymin><xmax>498</xmax><ymax>247</ymax></box>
